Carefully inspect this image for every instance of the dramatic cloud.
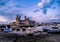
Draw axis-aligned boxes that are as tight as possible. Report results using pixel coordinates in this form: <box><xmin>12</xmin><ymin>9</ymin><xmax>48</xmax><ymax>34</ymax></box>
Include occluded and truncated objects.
<box><xmin>0</xmin><ymin>0</ymin><xmax>24</xmax><ymax>23</ymax></box>
<box><xmin>24</xmin><ymin>6</ymin><xmax>60</xmax><ymax>22</ymax></box>
<box><xmin>0</xmin><ymin>0</ymin><xmax>60</xmax><ymax>23</ymax></box>
<box><xmin>56</xmin><ymin>0</ymin><xmax>60</xmax><ymax>6</ymax></box>
<box><xmin>0</xmin><ymin>0</ymin><xmax>9</xmax><ymax>6</ymax></box>
<box><xmin>36</xmin><ymin>0</ymin><xmax>60</xmax><ymax>15</ymax></box>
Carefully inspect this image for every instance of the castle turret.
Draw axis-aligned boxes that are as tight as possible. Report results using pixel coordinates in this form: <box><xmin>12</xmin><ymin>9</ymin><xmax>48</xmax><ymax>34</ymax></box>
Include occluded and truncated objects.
<box><xmin>25</xmin><ymin>16</ymin><xmax>29</xmax><ymax>25</ymax></box>
<box><xmin>25</xmin><ymin>16</ymin><xmax>27</xmax><ymax>21</ymax></box>
<box><xmin>16</xmin><ymin>15</ymin><xmax>20</xmax><ymax>25</ymax></box>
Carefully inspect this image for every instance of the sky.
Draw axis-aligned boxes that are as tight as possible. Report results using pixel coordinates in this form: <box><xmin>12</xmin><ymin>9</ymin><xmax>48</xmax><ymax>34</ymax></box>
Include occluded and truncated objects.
<box><xmin>0</xmin><ymin>0</ymin><xmax>60</xmax><ymax>24</ymax></box>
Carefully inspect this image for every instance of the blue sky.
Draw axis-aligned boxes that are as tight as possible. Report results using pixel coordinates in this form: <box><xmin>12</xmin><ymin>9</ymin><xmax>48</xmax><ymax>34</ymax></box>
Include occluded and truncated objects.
<box><xmin>0</xmin><ymin>0</ymin><xmax>60</xmax><ymax>24</ymax></box>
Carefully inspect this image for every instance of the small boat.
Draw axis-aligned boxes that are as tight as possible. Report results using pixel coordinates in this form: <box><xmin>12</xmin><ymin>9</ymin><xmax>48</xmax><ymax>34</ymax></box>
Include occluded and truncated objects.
<box><xmin>43</xmin><ymin>26</ymin><xmax>60</xmax><ymax>33</ymax></box>
<box><xmin>4</xmin><ymin>26</ymin><xmax>11</xmax><ymax>32</ymax></box>
<box><xmin>48</xmin><ymin>27</ymin><xmax>60</xmax><ymax>33</ymax></box>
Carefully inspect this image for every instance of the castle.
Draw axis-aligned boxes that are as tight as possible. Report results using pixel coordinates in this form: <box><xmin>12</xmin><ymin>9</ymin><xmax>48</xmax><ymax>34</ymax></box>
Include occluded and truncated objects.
<box><xmin>10</xmin><ymin>15</ymin><xmax>35</xmax><ymax>28</ymax></box>
<box><xmin>15</xmin><ymin>15</ymin><xmax>30</xmax><ymax>25</ymax></box>
<box><xmin>0</xmin><ymin>15</ymin><xmax>36</xmax><ymax>32</ymax></box>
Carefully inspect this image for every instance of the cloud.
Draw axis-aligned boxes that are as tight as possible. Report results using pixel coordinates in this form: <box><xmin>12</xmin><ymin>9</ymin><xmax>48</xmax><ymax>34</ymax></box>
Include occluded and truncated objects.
<box><xmin>0</xmin><ymin>0</ymin><xmax>60</xmax><ymax>23</ymax></box>
<box><xmin>37</xmin><ymin>0</ymin><xmax>60</xmax><ymax>15</ymax></box>
<box><xmin>0</xmin><ymin>15</ymin><xmax>10</xmax><ymax>24</ymax></box>
<box><xmin>0</xmin><ymin>0</ymin><xmax>25</xmax><ymax>23</ymax></box>
<box><xmin>24</xmin><ymin>6</ymin><xmax>60</xmax><ymax>23</ymax></box>
<box><xmin>0</xmin><ymin>0</ymin><xmax>9</xmax><ymax>6</ymax></box>
<box><xmin>49</xmin><ymin>15</ymin><xmax>60</xmax><ymax>22</ymax></box>
<box><xmin>56</xmin><ymin>0</ymin><xmax>60</xmax><ymax>6</ymax></box>
<box><xmin>0</xmin><ymin>15</ymin><xmax>15</xmax><ymax>24</ymax></box>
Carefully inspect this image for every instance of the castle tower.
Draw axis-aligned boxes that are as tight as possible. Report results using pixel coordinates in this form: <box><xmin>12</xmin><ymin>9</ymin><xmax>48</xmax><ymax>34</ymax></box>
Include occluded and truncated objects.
<box><xmin>16</xmin><ymin>15</ymin><xmax>20</xmax><ymax>25</ymax></box>
<box><xmin>25</xmin><ymin>16</ymin><xmax>29</xmax><ymax>25</ymax></box>
<box><xmin>25</xmin><ymin>16</ymin><xmax>27</xmax><ymax>21</ymax></box>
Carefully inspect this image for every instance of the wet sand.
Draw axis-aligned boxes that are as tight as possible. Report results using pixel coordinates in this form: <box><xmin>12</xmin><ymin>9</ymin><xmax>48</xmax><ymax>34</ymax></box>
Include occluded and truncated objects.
<box><xmin>47</xmin><ymin>34</ymin><xmax>60</xmax><ymax>42</ymax></box>
<box><xmin>0</xmin><ymin>33</ymin><xmax>60</xmax><ymax>42</ymax></box>
<box><xmin>0</xmin><ymin>34</ymin><xmax>50</xmax><ymax>42</ymax></box>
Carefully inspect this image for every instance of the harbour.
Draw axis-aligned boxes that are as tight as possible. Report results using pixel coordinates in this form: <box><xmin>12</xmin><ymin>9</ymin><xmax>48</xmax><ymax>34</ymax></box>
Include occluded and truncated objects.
<box><xmin>0</xmin><ymin>15</ymin><xmax>60</xmax><ymax>42</ymax></box>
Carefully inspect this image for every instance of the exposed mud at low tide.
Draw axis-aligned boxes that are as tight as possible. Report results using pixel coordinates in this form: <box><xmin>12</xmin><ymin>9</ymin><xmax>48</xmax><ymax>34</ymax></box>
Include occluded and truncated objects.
<box><xmin>0</xmin><ymin>34</ymin><xmax>53</xmax><ymax>42</ymax></box>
